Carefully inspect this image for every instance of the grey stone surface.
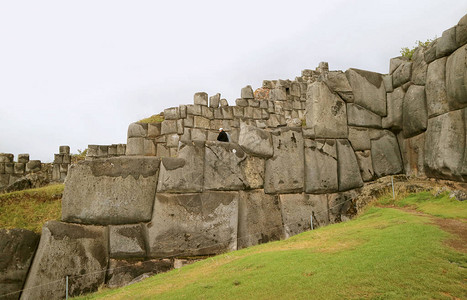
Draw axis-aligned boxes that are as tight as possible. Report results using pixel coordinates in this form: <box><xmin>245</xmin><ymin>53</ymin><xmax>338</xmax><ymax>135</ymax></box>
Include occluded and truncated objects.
<box><xmin>128</xmin><ymin>122</ymin><xmax>147</xmax><ymax>138</ymax></box>
<box><xmin>306</xmin><ymin>81</ymin><xmax>348</xmax><ymax>138</ymax></box>
<box><xmin>194</xmin><ymin>116</ymin><xmax>210</xmax><ymax>129</ymax></box>
<box><xmin>220</xmin><ymin>98</ymin><xmax>229</xmax><ymax>107</ymax></box>
<box><xmin>157</xmin><ymin>141</ymin><xmax>205</xmax><ymax>192</ymax></box>
<box><xmin>191</xmin><ymin>128</ymin><xmax>207</xmax><ymax>141</ymax></box>
<box><xmin>446</xmin><ymin>46</ymin><xmax>467</xmax><ymax>109</ymax></box>
<box><xmin>156</xmin><ymin>143</ymin><xmax>169</xmax><ymax>157</ymax></box>
<box><xmin>238</xmin><ymin>123</ymin><xmax>274</xmax><ymax>158</ymax></box>
<box><xmin>17</xmin><ymin>154</ymin><xmax>29</xmax><ymax>164</ymax></box>
<box><xmin>14</xmin><ymin>163</ymin><xmax>25</xmax><ymax>175</ymax></box>
<box><xmin>402</xmin><ymin>85</ymin><xmax>428</xmax><ymax>138</ymax></box>
<box><xmin>437</xmin><ymin>26</ymin><xmax>457</xmax><ymax>58</ymax></box>
<box><xmin>412</xmin><ymin>46</ymin><xmax>428</xmax><ymax>85</ymax></box>
<box><xmin>241</xmin><ymin>85</ymin><xmax>254</xmax><ymax>99</ymax></box>
<box><xmin>0</xmin><ymin>228</ymin><xmax>40</xmax><ymax>300</ymax></box>
<box><xmin>336</xmin><ymin>139</ymin><xmax>363</xmax><ymax>191</ymax></box>
<box><xmin>424</xmin><ymin>108</ymin><xmax>466</xmax><ymax>181</ymax></box>
<box><xmin>109</xmin><ymin>224</ymin><xmax>146</xmax><ymax>258</ymax></box>
<box><xmin>355</xmin><ymin>150</ymin><xmax>375</xmax><ymax>182</ymax></box>
<box><xmin>202</xmin><ymin>106</ymin><xmax>214</xmax><ymax>119</ymax></box>
<box><xmin>62</xmin><ymin>156</ymin><xmax>160</xmax><ymax>225</ymax></box>
<box><xmin>187</xmin><ymin>104</ymin><xmax>202</xmax><ymax>116</ymax></box>
<box><xmin>209</xmin><ymin>93</ymin><xmax>220</xmax><ymax>108</ymax></box>
<box><xmin>389</xmin><ymin>56</ymin><xmax>409</xmax><ymax>74</ymax></box>
<box><xmin>105</xmin><ymin>259</ymin><xmax>172</xmax><ymax>289</ymax></box>
<box><xmin>59</xmin><ymin>145</ymin><xmax>70</xmax><ymax>155</ymax></box>
<box><xmin>25</xmin><ymin>160</ymin><xmax>41</xmax><ymax>173</ymax></box>
<box><xmin>324</xmin><ymin>71</ymin><xmax>354</xmax><ymax>102</ymax></box>
<box><xmin>264</xmin><ymin>128</ymin><xmax>304</xmax><ymax>194</ymax></box>
<box><xmin>457</xmin><ymin>14</ymin><xmax>467</xmax><ymax>47</ymax></box>
<box><xmin>0</xmin><ymin>153</ymin><xmax>14</xmax><ymax>163</ymax></box>
<box><xmin>179</xmin><ymin>105</ymin><xmax>187</xmax><ymax>118</ymax></box>
<box><xmin>126</xmin><ymin>137</ymin><xmax>144</xmax><ymax>156</ymax></box>
<box><xmin>347</xmin><ymin>103</ymin><xmax>382</xmax><ymax>128</ymax></box>
<box><xmin>398</xmin><ymin>132</ymin><xmax>426</xmax><ymax>177</ymax></box>
<box><xmin>235</xmin><ymin>98</ymin><xmax>248</xmax><ymax>107</ymax></box>
<box><xmin>204</xmin><ymin>141</ymin><xmax>247</xmax><ymax>190</ymax></box>
<box><xmin>383</xmin><ymin>74</ymin><xmax>393</xmax><ymax>93</ymax></box>
<box><xmin>424</xmin><ymin>39</ymin><xmax>438</xmax><ymax>64</ymax></box>
<box><xmin>237</xmin><ymin>190</ymin><xmax>283</xmax><ymax>249</ymax></box>
<box><xmin>328</xmin><ymin>190</ymin><xmax>359</xmax><ymax>224</ymax></box>
<box><xmin>20</xmin><ymin>221</ymin><xmax>108</xmax><ymax>300</ymax></box>
<box><xmin>240</xmin><ymin>156</ymin><xmax>265</xmax><ymax>189</ymax></box>
<box><xmin>194</xmin><ymin>92</ymin><xmax>208</xmax><ymax>106</ymax></box>
<box><xmin>304</xmin><ymin>139</ymin><xmax>338</xmax><ymax>193</ymax></box>
<box><xmin>164</xmin><ymin>107</ymin><xmax>179</xmax><ymax>120</ymax></box>
<box><xmin>371</xmin><ymin>130</ymin><xmax>403</xmax><ymax>177</ymax></box>
<box><xmin>426</xmin><ymin>57</ymin><xmax>449</xmax><ymax>117</ymax></box>
<box><xmin>161</xmin><ymin>120</ymin><xmax>178</xmax><ymax>135</ymax></box>
<box><xmin>382</xmin><ymin>87</ymin><xmax>404</xmax><ymax>130</ymax></box>
<box><xmin>345</xmin><ymin>68</ymin><xmax>387</xmax><ymax>116</ymax></box>
<box><xmin>279</xmin><ymin>193</ymin><xmax>329</xmax><ymax>238</ymax></box>
<box><xmin>166</xmin><ymin>134</ymin><xmax>180</xmax><ymax>148</ymax></box>
<box><xmin>392</xmin><ymin>62</ymin><xmax>412</xmax><ymax>88</ymax></box>
<box><xmin>348</xmin><ymin>127</ymin><xmax>371</xmax><ymax>150</ymax></box>
<box><xmin>147</xmin><ymin>192</ymin><xmax>238</xmax><ymax>257</ymax></box>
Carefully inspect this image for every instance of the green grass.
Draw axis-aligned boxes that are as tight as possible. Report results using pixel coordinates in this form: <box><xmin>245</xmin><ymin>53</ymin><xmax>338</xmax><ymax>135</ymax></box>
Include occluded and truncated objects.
<box><xmin>75</xmin><ymin>192</ymin><xmax>467</xmax><ymax>300</ymax></box>
<box><xmin>0</xmin><ymin>184</ymin><xmax>63</xmax><ymax>233</ymax></box>
<box><xmin>377</xmin><ymin>191</ymin><xmax>467</xmax><ymax>220</ymax></box>
<box><xmin>138</xmin><ymin>114</ymin><xmax>164</xmax><ymax>123</ymax></box>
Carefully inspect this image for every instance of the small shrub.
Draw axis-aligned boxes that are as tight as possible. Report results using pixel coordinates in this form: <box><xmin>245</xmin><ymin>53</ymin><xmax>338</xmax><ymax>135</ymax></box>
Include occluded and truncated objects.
<box><xmin>71</xmin><ymin>148</ymin><xmax>87</xmax><ymax>164</ymax></box>
<box><xmin>138</xmin><ymin>113</ymin><xmax>164</xmax><ymax>123</ymax></box>
<box><xmin>400</xmin><ymin>38</ymin><xmax>436</xmax><ymax>60</ymax></box>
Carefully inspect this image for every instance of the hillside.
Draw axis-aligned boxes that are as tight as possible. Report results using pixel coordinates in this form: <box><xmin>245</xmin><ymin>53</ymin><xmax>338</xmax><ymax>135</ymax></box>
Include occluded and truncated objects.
<box><xmin>75</xmin><ymin>190</ymin><xmax>467</xmax><ymax>300</ymax></box>
<box><xmin>0</xmin><ymin>184</ymin><xmax>63</xmax><ymax>233</ymax></box>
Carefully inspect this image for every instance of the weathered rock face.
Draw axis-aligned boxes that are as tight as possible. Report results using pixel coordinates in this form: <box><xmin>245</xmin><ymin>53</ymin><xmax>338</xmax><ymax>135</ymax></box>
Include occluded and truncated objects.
<box><xmin>264</xmin><ymin>128</ymin><xmax>304</xmax><ymax>194</ymax></box>
<box><xmin>279</xmin><ymin>194</ymin><xmax>328</xmax><ymax>238</ymax></box>
<box><xmin>347</xmin><ymin>103</ymin><xmax>382</xmax><ymax>128</ymax></box>
<box><xmin>306</xmin><ymin>81</ymin><xmax>348</xmax><ymax>138</ymax></box>
<box><xmin>336</xmin><ymin>139</ymin><xmax>363</xmax><ymax>191</ymax></box>
<box><xmin>304</xmin><ymin>139</ymin><xmax>338</xmax><ymax>193</ymax></box>
<box><xmin>398</xmin><ymin>132</ymin><xmax>426</xmax><ymax>177</ymax></box>
<box><xmin>446</xmin><ymin>46</ymin><xmax>467</xmax><ymax>109</ymax></box>
<box><xmin>402</xmin><ymin>85</ymin><xmax>428</xmax><ymax>138</ymax></box>
<box><xmin>0</xmin><ymin>229</ymin><xmax>40</xmax><ymax>300</ymax></box>
<box><xmin>20</xmin><ymin>221</ymin><xmax>108</xmax><ymax>300</ymax></box>
<box><xmin>424</xmin><ymin>108</ymin><xmax>466</xmax><ymax>181</ymax></box>
<box><xmin>371</xmin><ymin>130</ymin><xmax>403</xmax><ymax>177</ymax></box>
<box><xmin>437</xmin><ymin>27</ymin><xmax>457</xmax><ymax>58</ymax></box>
<box><xmin>240</xmin><ymin>156</ymin><xmax>265</xmax><ymax>189</ymax></box>
<box><xmin>412</xmin><ymin>46</ymin><xmax>428</xmax><ymax>85</ymax></box>
<box><xmin>345</xmin><ymin>68</ymin><xmax>387</xmax><ymax>116</ymax></box>
<box><xmin>109</xmin><ymin>224</ymin><xmax>146</xmax><ymax>258</ymax></box>
<box><xmin>392</xmin><ymin>62</ymin><xmax>412</xmax><ymax>88</ymax></box>
<box><xmin>348</xmin><ymin>127</ymin><xmax>371</xmax><ymax>150</ymax></box>
<box><xmin>62</xmin><ymin>156</ymin><xmax>160</xmax><ymax>225</ymax></box>
<box><xmin>355</xmin><ymin>150</ymin><xmax>375</xmax><ymax>182</ymax></box>
<box><xmin>238</xmin><ymin>123</ymin><xmax>274</xmax><ymax>158</ymax></box>
<box><xmin>237</xmin><ymin>190</ymin><xmax>283</xmax><ymax>249</ymax></box>
<box><xmin>383</xmin><ymin>87</ymin><xmax>404</xmax><ymax>130</ymax></box>
<box><xmin>157</xmin><ymin>141</ymin><xmax>205</xmax><ymax>193</ymax></box>
<box><xmin>105</xmin><ymin>259</ymin><xmax>172</xmax><ymax>288</ymax></box>
<box><xmin>323</xmin><ymin>71</ymin><xmax>354</xmax><ymax>102</ymax></box>
<box><xmin>147</xmin><ymin>192</ymin><xmax>238</xmax><ymax>257</ymax></box>
<box><xmin>328</xmin><ymin>190</ymin><xmax>359</xmax><ymax>224</ymax></box>
<box><xmin>426</xmin><ymin>57</ymin><xmax>449</xmax><ymax>117</ymax></box>
<box><xmin>204</xmin><ymin>142</ymin><xmax>247</xmax><ymax>190</ymax></box>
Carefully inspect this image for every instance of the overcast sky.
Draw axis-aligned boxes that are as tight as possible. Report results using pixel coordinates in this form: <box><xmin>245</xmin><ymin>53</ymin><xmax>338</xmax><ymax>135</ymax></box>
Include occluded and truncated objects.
<box><xmin>0</xmin><ymin>0</ymin><xmax>466</xmax><ymax>162</ymax></box>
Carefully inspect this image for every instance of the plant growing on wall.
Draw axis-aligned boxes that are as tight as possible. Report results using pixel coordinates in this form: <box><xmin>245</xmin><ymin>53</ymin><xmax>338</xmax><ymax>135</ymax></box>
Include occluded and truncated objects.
<box><xmin>400</xmin><ymin>37</ymin><xmax>436</xmax><ymax>60</ymax></box>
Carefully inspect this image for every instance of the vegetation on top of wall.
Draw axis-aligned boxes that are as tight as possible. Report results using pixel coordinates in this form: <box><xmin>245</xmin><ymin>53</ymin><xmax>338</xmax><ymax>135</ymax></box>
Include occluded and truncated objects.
<box><xmin>0</xmin><ymin>184</ymin><xmax>63</xmax><ymax>233</ymax></box>
<box><xmin>71</xmin><ymin>149</ymin><xmax>87</xmax><ymax>164</ymax></box>
<box><xmin>400</xmin><ymin>38</ymin><xmax>436</xmax><ymax>60</ymax></box>
<box><xmin>138</xmin><ymin>113</ymin><xmax>165</xmax><ymax>124</ymax></box>
<box><xmin>74</xmin><ymin>191</ymin><xmax>466</xmax><ymax>300</ymax></box>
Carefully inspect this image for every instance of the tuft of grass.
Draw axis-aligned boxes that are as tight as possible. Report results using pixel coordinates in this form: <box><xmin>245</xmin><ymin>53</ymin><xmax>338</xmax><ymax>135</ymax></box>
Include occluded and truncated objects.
<box><xmin>0</xmin><ymin>184</ymin><xmax>64</xmax><ymax>233</ymax></box>
<box><xmin>74</xmin><ymin>193</ymin><xmax>466</xmax><ymax>300</ymax></box>
<box><xmin>138</xmin><ymin>114</ymin><xmax>164</xmax><ymax>124</ymax></box>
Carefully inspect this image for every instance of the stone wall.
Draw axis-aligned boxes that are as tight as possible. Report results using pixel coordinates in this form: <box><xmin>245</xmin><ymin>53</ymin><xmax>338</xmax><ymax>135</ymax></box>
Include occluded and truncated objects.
<box><xmin>86</xmin><ymin>144</ymin><xmax>126</xmax><ymax>160</ymax></box>
<box><xmin>0</xmin><ymin>153</ymin><xmax>46</xmax><ymax>191</ymax></box>
<box><xmin>5</xmin><ymin>13</ymin><xmax>467</xmax><ymax>300</ymax></box>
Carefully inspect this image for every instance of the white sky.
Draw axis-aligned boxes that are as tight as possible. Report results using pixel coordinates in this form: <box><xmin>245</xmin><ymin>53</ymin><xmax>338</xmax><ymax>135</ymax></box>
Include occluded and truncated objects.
<box><xmin>0</xmin><ymin>0</ymin><xmax>466</xmax><ymax>162</ymax></box>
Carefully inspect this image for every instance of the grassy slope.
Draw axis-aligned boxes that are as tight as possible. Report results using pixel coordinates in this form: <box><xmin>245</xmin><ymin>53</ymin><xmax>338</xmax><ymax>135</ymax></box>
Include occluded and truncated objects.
<box><xmin>0</xmin><ymin>184</ymin><xmax>63</xmax><ymax>233</ymax></box>
<box><xmin>76</xmin><ymin>192</ymin><xmax>467</xmax><ymax>300</ymax></box>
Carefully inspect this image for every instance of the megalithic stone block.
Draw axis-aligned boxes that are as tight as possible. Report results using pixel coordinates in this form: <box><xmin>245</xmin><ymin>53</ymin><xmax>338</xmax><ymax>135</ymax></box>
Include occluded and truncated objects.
<box><xmin>109</xmin><ymin>224</ymin><xmax>146</xmax><ymax>258</ymax></box>
<box><xmin>446</xmin><ymin>45</ymin><xmax>467</xmax><ymax>109</ymax></box>
<box><xmin>194</xmin><ymin>92</ymin><xmax>208</xmax><ymax>106</ymax></box>
<box><xmin>402</xmin><ymin>85</ymin><xmax>428</xmax><ymax>138</ymax></box>
<box><xmin>17</xmin><ymin>154</ymin><xmax>29</xmax><ymax>164</ymax></box>
<box><xmin>20</xmin><ymin>221</ymin><xmax>108</xmax><ymax>300</ymax></box>
<box><xmin>336</xmin><ymin>139</ymin><xmax>363</xmax><ymax>192</ymax></box>
<box><xmin>371</xmin><ymin>130</ymin><xmax>403</xmax><ymax>178</ymax></box>
<box><xmin>62</xmin><ymin>156</ymin><xmax>161</xmax><ymax>225</ymax></box>
<box><xmin>147</xmin><ymin>191</ymin><xmax>238</xmax><ymax>257</ymax></box>
<box><xmin>238</xmin><ymin>123</ymin><xmax>274</xmax><ymax>158</ymax></box>
<box><xmin>304</xmin><ymin>139</ymin><xmax>338</xmax><ymax>193</ymax></box>
<box><xmin>59</xmin><ymin>145</ymin><xmax>70</xmax><ymax>155</ymax></box>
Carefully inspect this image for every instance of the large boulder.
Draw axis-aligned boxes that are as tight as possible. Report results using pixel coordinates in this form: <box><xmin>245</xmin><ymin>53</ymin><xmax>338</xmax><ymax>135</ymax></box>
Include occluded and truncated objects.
<box><xmin>355</xmin><ymin>150</ymin><xmax>375</xmax><ymax>182</ymax></box>
<box><xmin>237</xmin><ymin>190</ymin><xmax>283</xmax><ymax>249</ymax></box>
<box><xmin>424</xmin><ymin>108</ymin><xmax>466</xmax><ymax>181</ymax></box>
<box><xmin>426</xmin><ymin>57</ymin><xmax>449</xmax><ymax>117</ymax></box>
<box><xmin>238</xmin><ymin>123</ymin><xmax>273</xmax><ymax>158</ymax></box>
<box><xmin>402</xmin><ymin>85</ymin><xmax>428</xmax><ymax>138</ymax></box>
<box><xmin>328</xmin><ymin>189</ymin><xmax>360</xmax><ymax>223</ymax></box>
<box><xmin>304</xmin><ymin>139</ymin><xmax>338</xmax><ymax>193</ymax></box>
<box><xmin>336</xmin><ymin>139</ymin><xmax>363</xmax><ymax>191</ymax></box>
<box><xmin>437</xmin><ymin>27</ymin><xmax>457</xmax><ymax>58</ymax></box>
<box><xmin>457</xmin><ymin>14</ymin><xmax>467</xmax><ymax>47</ymax></box>
<box><xmin>398</xmin><ymin>132</ymin><xmax>425</xmax><ymax>177</ymax></box>
<box><xmin>345</xmin><ymin>68</ymin><xmax>387</xmax><ymax>116</ymax></box>
<box><xmin>105</xmin><ymin>259</ymin><xmax>172</xmax><ymax>288</ymax></box>
<box><xmin>347</xmin><ymin>103</ymin><xmax>382</xmax><ymax>128</ymax></box>
<box><xmin>279</xmin><ymin>193</ymin><xmax>329</xmax><ymax>238</ymax></box>
<box><xmin>446</xmin><ymin>46</ymin><xmax>467</xmax><ymax>109</ymax></box>
<box><xmin>240</xmin><ymin>156</ymin><xmax>265</xmax><ymax>189</ymax></box>
<box><xmin>20</xmin><ymin>221</ymin><xmax>108</xmax><ymax>300</ymax></box>
<box><xmin>264</xmin><ymin>128</ymin><xmax>304</xmax><ymax>194</ymax></box>
<box><xmin>411</xmin><ymin>46</ymin><xmax>428</xmax><ymax>85</ymax></box>
<box><xmin>0</xmin><ymin>229</ymin><xmax>40</xmax><ymax>300</ymax></box>
<box><xmin>62</xmin><ymin>156</ymin><xmax>160</xmax><ymax>225</ymax></box>
<box><xmin>147</xmin><ymin>192</ymin><xmax>238</xmax><ymax>257</ymax></box>
<box><xmin>157</xmin><ymin>141</ymin><xmax>205</xmax><ymax>193</ymax></box>
<box><xmin>382</xmin><ymin>87</ymin><xmax>404</xmax><ymax>130</ymax></box>
<box><xmin>348</xmin><ymin>127</ymin><xmax>371</xmax><ymax>150</ymax></box>
<box><xmin>323</xmin><ymin>70</ymin><xmax>354</xmax><ymax>102</ymax></box>
<box><xmin>371</xmin><ymin>131</ymin><xmax>403</xmax><ymax>177</ymax></box>
<box><xmin>204</xmin><ymin>141</ymin><xmax>247</xmax><ymax>190</ymax></box>
<box><xmin>109</xmin><ymin>224</ymin><xmax>146</xmax><ymax>259</ymax></box>
<box><xmin>306</xmin><ymin>81</ymin><xmax>348</xmax><ymax>138</ymax></box>
<box><xmin>392</xmin><ymin>62</ymin><xmax>412</xmax><ymax>88</ymax></box>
